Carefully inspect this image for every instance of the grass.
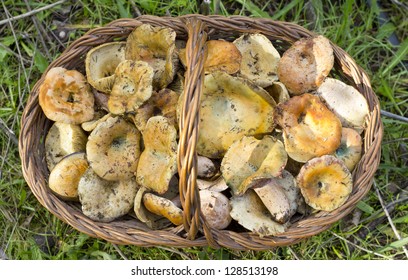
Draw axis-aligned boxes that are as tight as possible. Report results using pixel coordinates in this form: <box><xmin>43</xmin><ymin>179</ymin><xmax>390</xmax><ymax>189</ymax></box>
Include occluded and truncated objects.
<box><xmin>0</xmin><ymin>0</ymin><xmax>407</xmax><ymax>260</ymax></box>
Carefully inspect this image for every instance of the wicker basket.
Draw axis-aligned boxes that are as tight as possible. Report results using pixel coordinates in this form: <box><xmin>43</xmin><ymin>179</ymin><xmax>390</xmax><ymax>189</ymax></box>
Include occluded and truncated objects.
<box><xmin>19</xmin><ymin>15</ymin><xmax>383</xmax><ymax>250</ymax></box>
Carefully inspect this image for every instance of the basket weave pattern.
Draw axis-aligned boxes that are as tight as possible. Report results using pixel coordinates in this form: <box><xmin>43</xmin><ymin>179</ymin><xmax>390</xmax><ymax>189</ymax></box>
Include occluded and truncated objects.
<box><xmin>19</xmin><ymin>15</ymin><xmax>383</xmax><ymax>250</ymax></box>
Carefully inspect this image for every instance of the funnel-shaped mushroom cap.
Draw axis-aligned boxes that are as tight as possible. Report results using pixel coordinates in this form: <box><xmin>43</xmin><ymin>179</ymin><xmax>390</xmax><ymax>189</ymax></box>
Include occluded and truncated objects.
<box><xmin>277</xmin><ymin>36</ymin><xmax>334</xmax><ymax>95</ymax></box>
<box><xmin>275</xmin><ymin>93</ymin><xmax>342</xmax><ymax>162</ymax></box>
<box><xmin>87</xmin><ymin>116</ymin><xmax>141</xmax><ymax>181</ymax></box>
<box><xmin>334</xmin><ymin>127</ymin><xmax>363</xmax><ymax>171</ymax></box>
<box><xmin>197</xmin><ymin>71</ymin><xmax>276</xmax><ymax>159</ymax></box>
<box><xmin>143</xmin><ymin>193</ymin><xmax>183</xmax><ymax>226</ymax></box>
<box><xmin>136</xmin><ymin>116</ymin><xmax>178</xmax><ymax>194</ymax></box>
<box><xmin>85</xmin><ymin>42</ymin><xmax>126</xmax><ymax>93</ymax></box>
<box><xmin>200</xmin><ymin>190</ymin><xmax>231</xmax><ymax>230</ymax></box>
<box><xmin>233</xmin><ymin>33</ymin><xmax>281</xmax><ymax>87</ymax></box>
<box><xmin>108</xmin><ymin>60</ymin><xmax>154</xmax><ymax>114</ymax></box>
<box><xmin>296</xmin><ymin>155</ymin><xmax>353</xmax><ymax>211</ymax></box>
<box><xmin>317</xmin><ymin>78</ymin><xmax>369</xmax><ymax>133</ymax></box>
<box><xmin>230</xmin><ymin>189</ymin><xmax>288</xmax><ymax>237</ymax></box>
<box><xmin>221</xmin><ymin>135</ymin><xmax>287</xmax><ymax>195</ymax></box>
<box><xmin>125</xmin><ymin>24</ymin><xmax>177</xmax><ymax>90</ymax></box>
<box><xmin>39</xmin><ymin>67</ymin><xmax>94</xmax><ymax>124</ymax></box>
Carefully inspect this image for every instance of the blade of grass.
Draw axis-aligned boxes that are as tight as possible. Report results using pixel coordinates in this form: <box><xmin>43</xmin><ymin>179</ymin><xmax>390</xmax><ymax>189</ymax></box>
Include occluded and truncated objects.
<box><xmin>270</xmin><ymin>0</ymin><xmax>303</xmax><ymax>20</ymax></box>
<box><xmin>235</xmin><ymin>0</ymin><xmax>270</xmax><ymax>18</ymax></box>
<box><xmin>382</xmin><ymin>38</ymin><xmax>408</xmax><ymax>76</ymax></box>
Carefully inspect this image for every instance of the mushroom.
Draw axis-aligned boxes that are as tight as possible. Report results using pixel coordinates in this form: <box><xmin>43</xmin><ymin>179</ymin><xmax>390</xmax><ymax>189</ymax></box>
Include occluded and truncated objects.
<box><xmin>334</xmin><ymin>127</ymin><xmax>363</xmax><ymax>171</ymax></box>
<box><xmin>277</xmin><ymin>35</ymin><xmax>334</xmax><ymax>95</ymax></box>
<box><xmin>264</xmin><ymin>82</ymin><xmax>290</xmax><ymax>104</ymax></box>
<box><xmin>81</xmin><ymin>112</ymin><xmax>111</xmax><ymax>132</ymax></box>
<box><xmin>108</xmin><ymin>60</ymin><xmax>154</xmax><ymax>115</ymax></box>
<box><xmin>78</xmin><ymin>168</ymin><xmax>138</xmax><ymax>222</ymax></box>
<box><xmin>143</xmin><ymin>193</ymin><xmax>183</xmax><ymax>226</ymax></box>
<box><xmin>197</xmin><ymin>155</ymin><xmax>218</xmax><ymax>179</ymax></box>
<box><xmin>221</xmin><ymin>135</ymin><xmax>287</xmax><ymax>195</ymax></box>
<box><xmin>317</xmin><ymin>77</ymin><xmax>369</xmax><ymax>133</ymax></box>
<box><xmin>125</xmin><ymin>24</ymin><xmax>177</xmax><ymax>90</ymax></box>
<box><xmin>39</xmin><ymin>67</ymin><xmax>94</xmax><ymax>124</ymax></box>
<box><xmin>274</xmin><ymin>93</ymin><xmax>342</xmax><ymax>162</ymax></box>
<box><xmin>196</xmin><ymin>71</ymin><xmax>276</xmax><ymax>159</ymax></box>
<box><xmin>230</xmin><ymin>189</ymin><xmax>288</xmax><ymax>237</ymax></box>
<box><xmin>199</xmin><ymin>190</ymin><xmax>231</xmax><ymax>230</ymax></box>
<box><xmin>233</xmin><ymin>33</ymin><xmax>281</xmax><ymax>87</ymax></box>
<box><xmin>197</xmin><ymin>176</ymin><xmax>229</xmax><ymax>192</ymax></box>
<box><xmin>48</xmin><ymin>152</ymin><xmax>88</xmax><ymax>201</ymax></box>
<box><xmin>45</xmin><ymin>122</ymin><xmax>87</xmax><ymax>171</ymax></box>
<box><xmin>136</xmin><ymin>116</ymin><xmax>178</xmax><ymax>194</ymax></box>
<box><xmin>296</xmin><ymin>155</ymin><xmax>353</xmax><ymax>211</ymax></box>
<box><xmin>85</xmin><ymin>42</ymin><xmax>126</xmax><ymax>93</ymax></box>
<box><xmin>86</xmin><ymin>116</ymin><xmax>141</xmax><ymax>181</ymax></box>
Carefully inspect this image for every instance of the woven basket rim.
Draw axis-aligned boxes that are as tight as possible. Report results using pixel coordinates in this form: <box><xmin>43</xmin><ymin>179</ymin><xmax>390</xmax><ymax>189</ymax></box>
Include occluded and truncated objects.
<box><xmin>19</xmin><ymin>15</ymin><xmax>383</xmax><ymax>251</ymax></box>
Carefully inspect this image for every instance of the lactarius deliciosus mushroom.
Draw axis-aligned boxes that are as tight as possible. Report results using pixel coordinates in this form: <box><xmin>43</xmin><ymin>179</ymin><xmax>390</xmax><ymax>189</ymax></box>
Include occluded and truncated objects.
<box><xmin>87</xmin><ymin>116</ymin><xmax>141</xmax><ymax>181</ymax></box>
<box><xmin>136</xmin><ymin>116</ymin><xmax>178</xmax><ymax>194</ymax></box>
<box><xmin>317</xmin><ymin>77</ymin><xmax>369</xmax><ymax>133</ymax></box>
<box><xmin>125</xmin><ymin>24</ymin><xmax>177</xmax><ymax>90</ymax></box>
<box><xmin>233</xmin><ymin>33</ymin><xmax>281</xmax><ymax>87</ymax></box>
<box><xmin>85</xmin><ymin>42</ymin><xmax>126</xmax><ymax>93</ymax></box>
<box><xmin>143</xmin><ymin>193</ymin><xmax>183</xmax><ymax>226</ymax></box>
<box><xmin>277</xmin><ymin>35</ymin><xmax>334</xmax><ymax>95</ymax></box>
<box><xmin>196</xmin><ymin>71</ymin><xmax>276</xmax><ymax>159</ymax></box>
<box><xmin>45</xmin><ymin>122</ymin><xmax>87</xmax><ymax>171</ymax></box>
<box><xmin>78</xmin><ymin>168</ymin><xmax>138</xmax><ymax>222</ymax></box>
<box><xmin>200</xmin><ymin>190</ymin><xmax>231</xmax><ymax>230</ymax></box>
<box><xmin>48</xmin><ymin>152</ymin><xmax>88</xmax><ymax>201</ymax></box>
<box><xmin>296</xmin><ymin>155</ymin><xmax>353</xmax><ymax>211</ymax></box>
<box><xmin>334</xmin><ymin>127</ymin><xmax>363</xmax><ymax>171</ymax></box>
<box><xmin>39</xmin><ymin>67</ymin><xmax>94</xmax><ymax>124</ymax></box>
<box><xmin>274</xmin><ymin>93</ymin><xmax>342</xmax><ymax>162</ymax></box>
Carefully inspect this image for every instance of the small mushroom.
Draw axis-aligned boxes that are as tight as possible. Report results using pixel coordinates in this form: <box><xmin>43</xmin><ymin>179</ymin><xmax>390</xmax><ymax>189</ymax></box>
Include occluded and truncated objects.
<box><xmin>39</xmin><ymin>67</ymin><xmax>94</xmax><ymax>124</ymax></box>
<box><xmin>125</xmin><ymin>24</ymin><xmax>177</xmax><ymax>90</ymax></box>
<box><xmin>274</xmin><ymin>93</ymin><xmax>342</xmax><ymax>162</ymax></box>
<box><xmin>317</xmin><ymin>78</ymin><xmax>369</xmax><ymax>133</ymax></box>
<box><xmin>277</xmin><ymin>35</ymin><xmax>334</xmax><ymax>95</ymax></box>
<box><xmin>200</xmin><ymin>190</ymin><xmax>231</xmax><ymax>230</ymax></box>
<box><xmin>87</xmin><ymin>116</ymin><xmax>141</xmax><ymax>181</ymax></box>
<box><xmin>296</xmin><ymin>155</ymin><xmax>353</xmax><ymax>211</ymax></box>
<box><xmin>78</xmin><ymin>168</ymin><xmax>138</xmax><ymax>222</ymax></box>
<box><xmin>45</xmin><ymin>122</ymin><xmax>87</xmax><ymax>171</ymax></box>
<box><xmin>136</xmin><ymin>116</ymin><xmax>178</xmax><ymax>194</ymax></box>
<box><xmin>197</xmin><ymin>155</ymin><xmax>218</xmax><ymax>179</ymax></box>
<box><xmin>108</xmin><ymin>60</ymin><xmax>154</xmax><ymax>114</ymax></box>
<box><xmin>85</xmin><ymin>42</ymin><xmax>126</xmax><ymax>93</ymax></box>
<box><xmin>143</xmin><ymin>193</ymin><xmax>183</xmax><ymax>226</ymax></box>
<box><xmin>48</xmin><ymin>152</ymin><xmax>88</xmax><ymax>201</ymax></box>
<box><xmin>197</xmin><ymin>176</ymin><xmax>229</xmax><ymax>192</ymax></box>
<box><xmin>233</xmin><ymin>33</ymin><xmax>281</xmax><ymax>87</ymax></box>
<box><xmin>230</xmin><ymin>189</ymin><xmax>288</xmax><ymax>237</ymax></box>
<box><xmin>334</xmin><ymin>127</ymin><xmax>363</xmax><ymax>171</ymax></box>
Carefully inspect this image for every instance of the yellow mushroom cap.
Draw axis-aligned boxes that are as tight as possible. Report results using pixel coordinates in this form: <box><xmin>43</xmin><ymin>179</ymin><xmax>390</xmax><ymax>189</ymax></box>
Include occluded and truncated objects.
<box><xmin>334</xmin><ymin>127</ymin><xmax>363</xmax><ymax>171</ymax></box>
<box><xmin>296</xmin><ymin>155</ymin><xmax>353</xmax><ymax>211</ymax></box>
<box><xmin>143</xmin><ymin>193</ymin><xmax>183</xmax><ymax>226</ymax></box>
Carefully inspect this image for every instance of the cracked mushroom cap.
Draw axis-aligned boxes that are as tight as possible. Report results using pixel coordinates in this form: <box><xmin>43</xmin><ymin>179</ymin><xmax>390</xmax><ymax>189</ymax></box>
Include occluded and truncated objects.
<box><xmin>125</xmin><ymin>24</ymin><xmax>177</xmax><ymax>90</ymax></box>
<box><xmin>317</xmin><ymin>78</ymin><xmax>370</xmax><ymax>133</ymax></box>
<box><xmin>296</xmin><ymin>155</ymin><xmax>353</xmax><ymax>211</ymax></box>
<box><xmin>78</xmin><ymin>168</ymin><xmax>138</xmax><ymax>222</ymax></box>
<box><xmin>87</xmin><ymin>116</ymin><xmax>141</xmax><ymax>181</ymax></box>
<box><xmin>277</xmin><ymin>35</ymin><xmax>334</xmax><ymax>95</ymax></box>
<box><xmin>136</xmin><ymin>116</ymin><xmax>178</xmax><ymax>194</ymax></box>
<box><xmin>143</xmin><ymin>192</ymin><xmax>183</xmax><ymax>226</ymax></box>
<box><xmin>39</xmin><ymin>67</ymin><xmax>94</xmax><ymax>124</ymax></box>
<box><xmin>275</xmin><ymin>93</ymin><xmax>342</xmax><ymax>162</ymax></box>
<box><xmin>200</xmin><ymin>190</ymin><xmax>231</xmax><ymax>230</ymax></box>
<box><xmin>334</xmin><ymin>127</ymin><xmax>363</xmax><ymax>171</ymax></box>
<box><xmin>233</xmin><ymin>33</ymin><xmax>281</xmax><ymax>87</ymax></box>
<box><xmin>221</xmin><ymin>135</ymin><xmax>287</xmax><ymax>195</ymax></box>
<box><xmin>108</xmin><ymin>60</ymin><xmax>154</xmax><ymax>115</ymax></box>
<box><xmin>48</xmin><ymin>152</ymin><xmax>88</xmax><ymax>201</ymax></box>
<box><xmin>196</xmin><ymin>71</ymin><xmax>276</xmax><ymax>159</ymax></box>
<box><xmin>85</xmin><ymin>42</ymin><xmax>126</xmax><ymax>93</ymax></box>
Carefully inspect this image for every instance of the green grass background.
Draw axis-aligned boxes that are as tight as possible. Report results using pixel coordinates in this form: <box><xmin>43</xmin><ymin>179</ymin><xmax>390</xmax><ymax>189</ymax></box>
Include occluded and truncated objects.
<box><xmin>0</xmin><ymin>0</ymin><xmax>407</xmax><ymax>260</ymax></box>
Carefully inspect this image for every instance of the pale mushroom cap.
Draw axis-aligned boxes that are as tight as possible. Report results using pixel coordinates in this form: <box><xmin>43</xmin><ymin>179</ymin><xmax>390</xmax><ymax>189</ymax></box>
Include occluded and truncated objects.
<box><xmin>78</xmin><ymin>168</ymin><xmax>138</xmax><ymax>222</ymax></box>
<box><xmin>334</xmin><ymin>127</ymin><xmax>363</xmax><ymax>171</ymax></box>
<box><xmin>45</xmin><ymin>122</ymin><xmax>87</xmax><ymax>171</ymax></box>
<box><xmin>296</xmin><ymin>155</ymin><xmax>353</xmax><ymax>211</ymax></box>
<box><xmin>197</xmin><ymin>155</ymin><xmax>218</xmax><ymax>179</ymax></box>
<box><xmin>265</xmin><ymin>82</ymin><xmax>290</xmax><ymax>104</ymax></box>
<box><xmin>317</xmin><ymin>78</ymin><xmax>370</xmax><ymax>132</ymax></box>
<box><xmin>275</xmin><ymin>93</ymin><xmax>342</xmax><ymax>162</ymax></box>
<box><xmin>200</xmin><ymin>190</ymin><xmax>231</xmax><ymax>230</ymax></box>
<box><xmin>277</xmin><ymin>35</ymin><xmax>334</xmax><ymax>95</ymax></box>
<box><xmin>39</xmin><ymin>67</ymin><xmax>94</xmax><ymax>124</ymax></box>
<box><xmin>197</xmin><ymin>176</ymin><xmax>229</xmax><ymax>192</ymax></box>
<box><xmin>197</xmin><ymin>72</ymin><xmax>276</xmax><ymax>159</ymax></box>
<box><xmin>87</xmin><ymin>116</ymin><xmax>141</xmax><ymax>181</ymax></box>
<box><xmin>143</xmin><ymin>193</ymin><xmax>183</xmax><ymax>225</ymax></box>
<box><xmin>85</xmin><ymin>42</ymin><xmax>126</xmax><ymax>93</ymax></box>
<box><xmin>81</xmin><ymin>112</ymin><xmax>111</xmax><ymax>132</ymax></box>
<box><xmin>233</xmin><ymin>33</ymin><xmax>281</xmax><ymax>87</ymax></box>
<box><xmin>48</xmin><ymin>152</ymin><xmax>88</xmax><ymax>200</ymax></box>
